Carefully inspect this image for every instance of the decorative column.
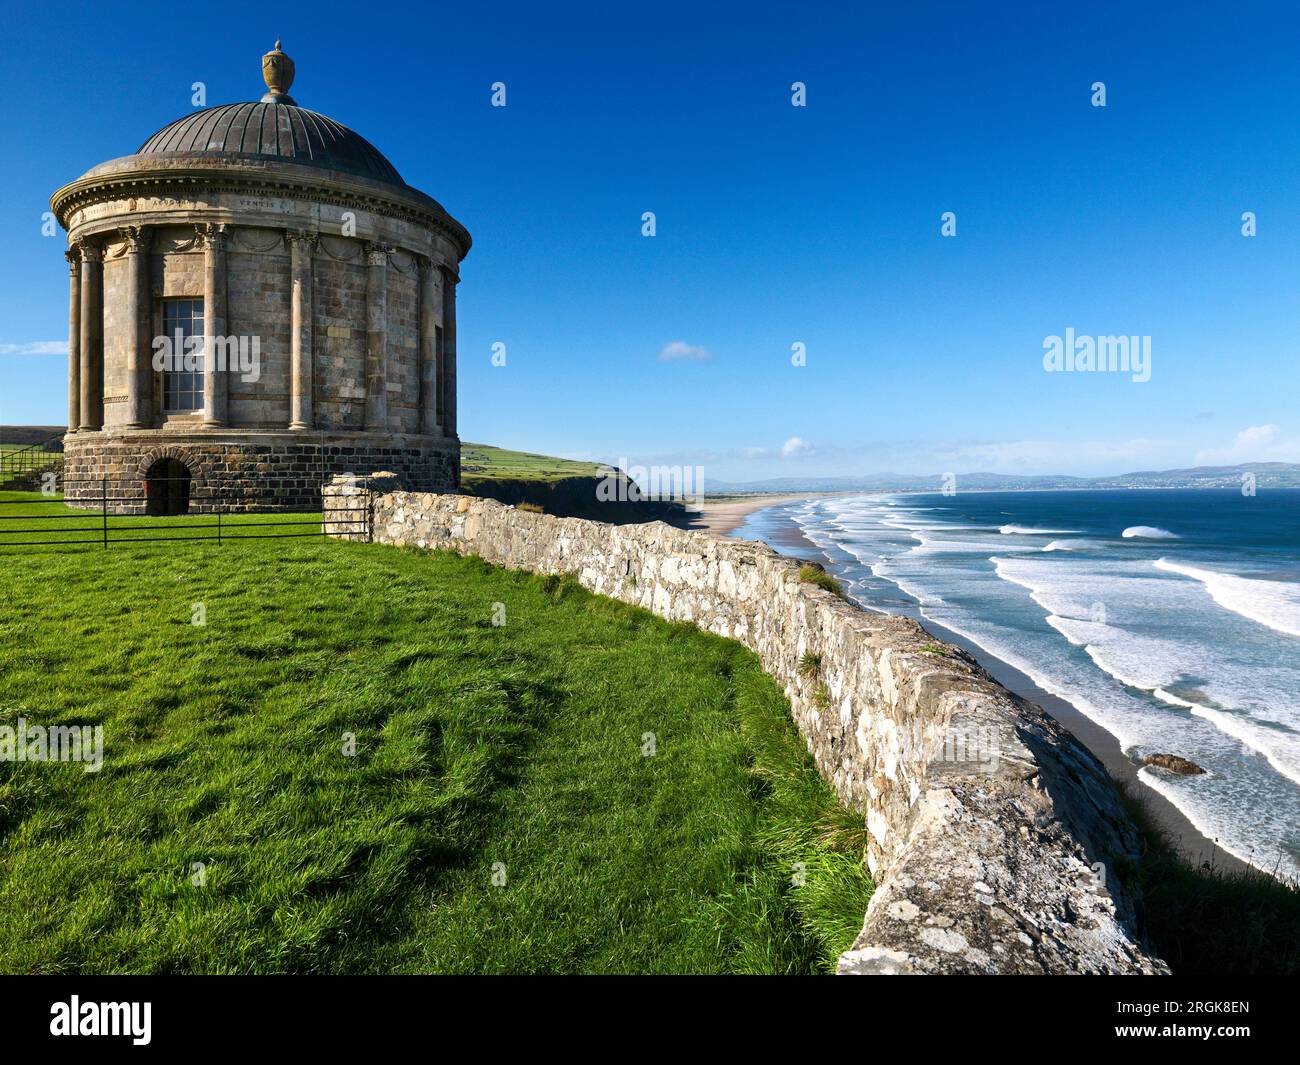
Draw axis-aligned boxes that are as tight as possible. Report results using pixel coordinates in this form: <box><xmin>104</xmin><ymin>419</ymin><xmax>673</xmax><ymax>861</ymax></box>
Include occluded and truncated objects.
<box><xmin>122</xmin><ymin>226</ymin><xmax>152</xmax><ymax>428</ymax></box>
<box><xmin>417</xmin><ymin>256</ymin><xmax>442</xmax><ymax>434</ymax></box>
<box><xmin>288</xmin><ymin>231</ymin><xmax>316</xmax><ymax>429</ymax></box>
<box><xmin>364</xmin><ymin>242</ymin><xmax>391</xmax><ymax>430</ymax></box>
<box><xmin>65</xmin><ymin>249</ymin><xmax>80</xmax><ymax>434</ymax></box>
<box><xmin>200</xmin><ymin>223</ymin><xmax>228</xmax><ymax>427</ymax></box>
<box><xmin>441</xmin><ymin>267</ymin><xmax>458</xmax><ymax>437</ymax></box>
<box><xmin>77</xmin><ymin>239</ymin><xmax>104</xmax><ymax>431</ymax></box>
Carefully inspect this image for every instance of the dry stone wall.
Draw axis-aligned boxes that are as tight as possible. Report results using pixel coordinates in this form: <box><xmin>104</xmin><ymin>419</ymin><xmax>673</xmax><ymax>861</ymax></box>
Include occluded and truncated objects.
<box><xmin>324</xmin><ymin>479</ymin><xmax>1168</xmax><ymax>975</ymax></box>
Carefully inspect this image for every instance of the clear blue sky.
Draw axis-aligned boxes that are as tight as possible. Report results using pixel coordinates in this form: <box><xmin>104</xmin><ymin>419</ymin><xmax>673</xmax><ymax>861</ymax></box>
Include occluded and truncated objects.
<box><xmin>3</xmin><ymin>0</ymin><xmax>1299</xmax><ymax>480</ymax></box>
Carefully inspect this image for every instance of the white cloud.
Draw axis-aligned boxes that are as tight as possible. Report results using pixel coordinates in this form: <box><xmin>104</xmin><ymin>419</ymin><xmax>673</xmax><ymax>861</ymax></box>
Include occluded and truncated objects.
<box><xmin>739</xmin><ymin>446</ymin><xmax>768</xmax><ymax>458</ymax></box>
<box><xmin>658</xmin><ymin>340</ymin><xmax>711</xmax><ymax>362</ymax></box>
<box><xmin>1195</xmin><ymin>424</ymin><xmax>1300</xmax><ymax>465</ymax></box>
<box><xmin>781</xmin><ymin>436</ymin><xmax>812</xmax><ymax>458</ymax></box>
<box><xmin>1</xmin><ymin>341</ymin><xmax>66</xmax><ymax>356</ymax></box>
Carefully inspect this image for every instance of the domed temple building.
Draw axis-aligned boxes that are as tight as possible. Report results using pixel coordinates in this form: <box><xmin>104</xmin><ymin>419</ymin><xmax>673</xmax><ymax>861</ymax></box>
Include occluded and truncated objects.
<box><xmin>50</xmin><ymin>42</ymin><xmax>470</xmax><ymax>512</ymax></box>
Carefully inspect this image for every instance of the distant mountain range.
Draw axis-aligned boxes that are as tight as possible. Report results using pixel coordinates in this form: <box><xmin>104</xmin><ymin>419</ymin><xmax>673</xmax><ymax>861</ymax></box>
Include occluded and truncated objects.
<box><xmin>703</xmin><ymin>462</ymin><xmax>1300</xmax><ymax>495</ymax></box>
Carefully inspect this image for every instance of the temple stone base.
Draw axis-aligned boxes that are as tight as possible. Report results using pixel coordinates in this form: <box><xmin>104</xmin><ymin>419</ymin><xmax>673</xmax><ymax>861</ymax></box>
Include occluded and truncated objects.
<box><xmin>62</xmin><ymin>430</ymin><xmax>458</xmax><ymax>513</ymax></box>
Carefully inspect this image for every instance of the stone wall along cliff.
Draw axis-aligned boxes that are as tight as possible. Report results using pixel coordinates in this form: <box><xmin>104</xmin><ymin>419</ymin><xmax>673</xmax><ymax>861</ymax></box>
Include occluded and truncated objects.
<box><xmin>323</xmin><ymin>477</ymin><xmax>1167</xmax><ymax>975</ymax></box>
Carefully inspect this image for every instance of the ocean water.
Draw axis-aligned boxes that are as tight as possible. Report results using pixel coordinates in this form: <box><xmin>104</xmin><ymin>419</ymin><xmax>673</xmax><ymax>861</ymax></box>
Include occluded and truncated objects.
<box><xmin>733</xmin><ymin>489</ymin><xmax>1300</xmax><ymax>880</ymax></box>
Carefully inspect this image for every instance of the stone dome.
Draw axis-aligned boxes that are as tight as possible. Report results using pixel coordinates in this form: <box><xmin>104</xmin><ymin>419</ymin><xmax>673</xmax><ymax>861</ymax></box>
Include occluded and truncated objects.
<box><xmin>137</xmin><ymin>102</ymin><xmax>404</xmax><ymax>186</ymax></box>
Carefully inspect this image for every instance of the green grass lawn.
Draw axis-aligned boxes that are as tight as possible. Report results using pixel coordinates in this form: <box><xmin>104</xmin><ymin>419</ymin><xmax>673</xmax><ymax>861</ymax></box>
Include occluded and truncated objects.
<box><xmin>0</xmin><ymin>491</ymin><xmax>871</xmax><ymax>974</ymax></box>
<box><xmin>0</xmin><ymin>491</ymin><xmax>321</xmax><ymax>548</ymax></box>
<box><xmin>460</xmin><ymin>442</ymin><xmax>610</xmax><ymax>485</ymax></box>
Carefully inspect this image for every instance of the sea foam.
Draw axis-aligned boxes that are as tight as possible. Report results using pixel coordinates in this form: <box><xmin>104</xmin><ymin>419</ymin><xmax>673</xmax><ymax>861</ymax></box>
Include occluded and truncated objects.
<box><xmin>999</xmin><ymin>524</ymin><xmax>1078</xmax><ymax>535</ymax></box>
<box><xmin>1122</xmin><ymin>525</ymin><xmax>1179</xmax><ymax>539</ymax></box>
<box><xmin>771</xmin><ymin>490</ymin><xmax>1300</xmax><ymax>881</ymax></box>
<box><xmin>1154</xmin><ymin>558</ymin><xmax>1300</xmax><ymax>639</ymax></box>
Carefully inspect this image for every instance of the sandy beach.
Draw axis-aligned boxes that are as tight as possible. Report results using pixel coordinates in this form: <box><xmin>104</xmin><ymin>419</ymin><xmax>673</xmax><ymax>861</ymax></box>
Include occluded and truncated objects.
<box><xmin>683</xmin><ymin>494</ymin><xmax>831</xmax><ymax>536</ymax></box>
<box><xmin>720</xmin><ymin>494</ymin><xmax>1253</xmax><ymax>878</ymax></box>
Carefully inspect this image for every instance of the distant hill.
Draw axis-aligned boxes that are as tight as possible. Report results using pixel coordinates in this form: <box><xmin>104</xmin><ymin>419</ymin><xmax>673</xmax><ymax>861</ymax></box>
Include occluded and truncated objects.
<box><xmin>461</xmin><ymin>442</ymin><xmax>687</xmax><ymax>523</ymax></box>
<box><xmin>7</xmin><ymin>428</ymin><xmax>1297</xmax><ymax>496</ymax></box>
<box><xmin>460</xmin><ymin>442</ymin><xmax>614</xmax><ymax>486</ymax></box>
<box><xmin>0</xmin><ymin>425</ymin><xmax>65</xmax><ymax>448</ymax></box>
<box><xmin>701</xmin><ymin>462</ymin><xmax>1300</xmax><ymax>495</ymax></box>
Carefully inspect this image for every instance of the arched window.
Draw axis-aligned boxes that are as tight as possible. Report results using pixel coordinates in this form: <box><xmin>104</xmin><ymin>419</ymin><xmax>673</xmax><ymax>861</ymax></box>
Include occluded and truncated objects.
<box><xmin>145</xmin><ymin>458</ymin><xmax>192</xmax><ymax>516</ymax></box>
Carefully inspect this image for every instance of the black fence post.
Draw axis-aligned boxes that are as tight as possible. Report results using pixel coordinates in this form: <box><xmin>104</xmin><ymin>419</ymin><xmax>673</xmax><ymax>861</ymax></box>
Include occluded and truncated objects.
<box><xmin>102</xmin><ymin>477</ymin><xmax>108</xmax><ymax>549</ymax></box>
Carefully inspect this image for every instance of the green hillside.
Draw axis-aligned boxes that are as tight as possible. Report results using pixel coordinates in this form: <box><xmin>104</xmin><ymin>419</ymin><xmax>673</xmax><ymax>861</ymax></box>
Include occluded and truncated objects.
<box><xmin>461</xmin><ymin>443</ymin><xmax>689</xmax><ymax>523</ymax></box>
<box><xmin>460</xmin><ymin>442</ymin><xmax>611</xmax><ymax>487</ymax></box>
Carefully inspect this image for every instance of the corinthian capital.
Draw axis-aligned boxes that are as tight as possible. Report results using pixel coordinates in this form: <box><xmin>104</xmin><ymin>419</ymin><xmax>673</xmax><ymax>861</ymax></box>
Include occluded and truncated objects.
<box><xmin>195</xmin><ymin>222</ymin><xmax>228</xmax><ymax>251</ymax></box>
<box><xmin>416</xmin><ymin>254</ymin><xmax>442</xmax><ymax>284</ymax></box>
<box><xmin>74</xmin><ymin>237</ymin><xmax>103</xmax><ymax>263</ymax></box>
<box><xmin>65</xmin><ymin>247</ymin><xmax>80</xmax><ymax>274</ymax></box>
<box><xmin>119</xmin><ymin>225</ymin><xmax>152</xmax><ymax>253</ymax></box>
<box><xmin>365</xmin><ymin>242</ymin><xmax>393</xmax><ymax>267</ymax></box>
<box><xmin>286</xmin><ymin>229</ymin><xmax>319</xmax><ymax>252</ymax></box>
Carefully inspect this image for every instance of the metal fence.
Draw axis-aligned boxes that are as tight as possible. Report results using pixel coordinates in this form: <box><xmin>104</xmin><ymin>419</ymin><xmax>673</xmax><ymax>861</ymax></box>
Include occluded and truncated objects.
<box><xmin>0</xmin><ymin>477</ymin><xmax>369</xmax><ymax>548</ymax></box>
<box><xmin>0</xmin><ymin>435</ymin><xmax>64</xmax><ymax>483</ymax></box>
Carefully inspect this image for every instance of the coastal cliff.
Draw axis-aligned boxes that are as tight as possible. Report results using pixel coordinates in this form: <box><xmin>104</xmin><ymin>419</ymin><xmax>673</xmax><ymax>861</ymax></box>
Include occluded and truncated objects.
<box><xmin>323</xmin><ymin>477</ymin><xmax>1168</xmax><ymax>975</ymax></box>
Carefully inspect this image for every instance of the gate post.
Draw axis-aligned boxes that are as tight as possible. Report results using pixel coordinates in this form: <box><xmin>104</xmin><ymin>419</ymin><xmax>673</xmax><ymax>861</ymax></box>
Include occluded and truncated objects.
<box><xmin>321</xmin><ymin>472</ymin><xmax>399</xmax><ymax>542</ymax></box>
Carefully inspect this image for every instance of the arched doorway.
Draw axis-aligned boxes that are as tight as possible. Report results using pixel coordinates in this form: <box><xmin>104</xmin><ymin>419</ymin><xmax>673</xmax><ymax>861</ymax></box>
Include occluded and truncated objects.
<box><xmin>145</xmin><ymin>458</ymin><xmax>192</xmax><ymax>516</ymax></box>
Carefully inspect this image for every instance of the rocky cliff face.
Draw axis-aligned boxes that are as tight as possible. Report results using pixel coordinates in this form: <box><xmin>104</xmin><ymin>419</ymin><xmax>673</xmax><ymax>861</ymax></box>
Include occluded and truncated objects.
<box><xmin>459</xmin><ymin>473</ymin><xmax>690</xmax><ymax>524</ymax></box>
<box><xmin>324</xmin><ymin>478</ymin><xmax>1168</xmax><ymax>975</ymax></box>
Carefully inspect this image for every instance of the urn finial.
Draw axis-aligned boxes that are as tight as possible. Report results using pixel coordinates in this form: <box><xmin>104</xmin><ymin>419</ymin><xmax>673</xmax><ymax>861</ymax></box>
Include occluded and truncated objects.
<box><xmin>261</xmin><ymin>40</ymin><xmax>296</xmax><ymax>104</ymax></box>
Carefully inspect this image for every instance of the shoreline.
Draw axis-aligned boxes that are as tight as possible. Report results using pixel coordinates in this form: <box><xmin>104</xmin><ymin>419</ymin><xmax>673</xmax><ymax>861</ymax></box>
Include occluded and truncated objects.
<box><xmin>728</xmin><ymin>494</ymin><xmax>1253</xmax><ymax>878</ymax></box>
<box><xmin>683</xmin><ymin>493</ymin><xmax>836</xmax><ymax>536</ymax></box>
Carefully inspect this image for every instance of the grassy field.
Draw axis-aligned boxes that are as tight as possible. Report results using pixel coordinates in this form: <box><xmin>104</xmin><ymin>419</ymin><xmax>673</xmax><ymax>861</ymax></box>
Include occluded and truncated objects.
<box><xmin>0</xmin><ymin>491</ymin><xmax>871</xmax><ymax>974</ymax></box>
<box><xmin>0</xmin><ymin>442</ymin><xmax>62</xmax><ymax>458</ymax></box>
<box><xmin>0</xmin><ymin>491</ymin><xmax>321</xmax><ymax>548</ymax></box>
<box><xmin>460</xmin><ymin>442</ymin><xmax>609</xmax><ymax>486</ymax></box>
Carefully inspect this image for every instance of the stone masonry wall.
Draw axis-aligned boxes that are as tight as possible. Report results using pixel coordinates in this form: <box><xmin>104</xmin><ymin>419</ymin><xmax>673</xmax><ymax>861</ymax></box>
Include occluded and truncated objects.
<box><xmin>226</xmin><ymin>241</ymin><xmax>292</xmax><ymax>429</ymax></box>
<box><xmin>323</xmin><ymin>481</ymin><xmax>1168</xmax><ymax>975</ymax></box>
<box><xmin>312</xmin><ymin>252</ymin><xmax>369</xmax><ymax>432</ymax></box>
<box><xmin>64</xmin><ymin>435</ymin><xmax>457</xmax><ymax>513</ymax></box>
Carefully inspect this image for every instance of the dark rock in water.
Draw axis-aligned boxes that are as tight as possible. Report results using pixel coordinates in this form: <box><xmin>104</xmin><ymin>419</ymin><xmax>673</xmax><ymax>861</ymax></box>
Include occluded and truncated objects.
<box><xmin>1143</xmin><ymin>753</ymin><xmax>1206</xmax><ymax>775</ymax></box>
